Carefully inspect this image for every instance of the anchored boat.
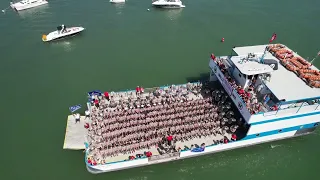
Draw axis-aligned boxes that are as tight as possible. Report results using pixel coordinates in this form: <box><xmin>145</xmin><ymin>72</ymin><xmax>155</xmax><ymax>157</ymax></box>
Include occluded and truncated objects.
<box><xmin>77</xmin><ymin>44</ymin><xmax>320</xmax><ymax>174</ymax></box>
<box><xmin>110</xmin><ymin>0</ymin><xmax>125</xmax><ymax>3</ymax></box>
<box><xmin>42</xmin><ymin>25</ymin><xmax>85</xmax><ymax>42</ymax></box>
<box><xmin>10</xmin><ymin>0</ymin><xmax>48</xmax><ymax>11</ymax></box>
<box><xmin>152</xmin><ymin>0</ymin><xmax>185</xmax><ymax>9</ymax></box>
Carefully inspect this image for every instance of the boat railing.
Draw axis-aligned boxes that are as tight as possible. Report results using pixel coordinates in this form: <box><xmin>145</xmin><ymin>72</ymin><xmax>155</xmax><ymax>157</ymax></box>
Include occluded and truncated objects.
<box><xmin>248</xmin><ymin>101</ymin><xmax>320</xmax><ymax>124</ymax></box>
<box><xmin>210</xmin><ymin>58</ymin><xmax>252</xmax><ymax>121</ymax></box>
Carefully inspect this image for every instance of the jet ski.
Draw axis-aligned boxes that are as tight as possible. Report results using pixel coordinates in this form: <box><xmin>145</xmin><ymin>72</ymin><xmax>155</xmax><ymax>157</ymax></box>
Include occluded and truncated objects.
<box><xmin>42</xmin><ymin>24</ymin><xmax>85</xmax><ymax>42</ymax></box>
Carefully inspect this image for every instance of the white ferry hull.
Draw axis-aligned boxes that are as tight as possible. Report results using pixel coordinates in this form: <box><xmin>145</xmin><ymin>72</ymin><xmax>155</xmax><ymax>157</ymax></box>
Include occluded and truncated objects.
<box><xmin>86</xmin><ymin>126</ymin><xmax>317</xmax><ymax>174</ymax></box>
<box><xmin>10</xmin><ymin>0</ymin><xmax>48</xmax><ymax>11</ymax></box>
<box><xmin>42</xmin><ymin>27</ymin><xmax>85</xmax><ymax>42</ymax></box>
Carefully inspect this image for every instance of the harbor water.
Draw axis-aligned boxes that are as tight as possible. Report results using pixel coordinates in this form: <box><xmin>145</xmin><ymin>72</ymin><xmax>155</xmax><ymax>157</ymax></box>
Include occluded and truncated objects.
<box><xmin>0</xmin><ymin>0</ymin><xmax>319</xmax><ymax>179</ymax></box>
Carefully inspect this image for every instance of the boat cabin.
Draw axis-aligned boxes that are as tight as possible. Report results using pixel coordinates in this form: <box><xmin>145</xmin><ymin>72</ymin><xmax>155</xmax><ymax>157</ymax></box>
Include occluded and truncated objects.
<box><xmin>229</xmin><ymin>52</ymin><xmax>278</xmax><ymax>90</ymax></box>
<box><xmin>209</xmin><ymin>44</ymin><xmax>320</xmax><ymax>124</ymax></box>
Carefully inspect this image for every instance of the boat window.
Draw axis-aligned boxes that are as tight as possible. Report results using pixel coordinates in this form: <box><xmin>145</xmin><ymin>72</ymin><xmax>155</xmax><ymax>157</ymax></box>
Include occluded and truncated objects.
<box><xmin>278</xmin><ymin>129</ymin><xmax>282</xmax><ymax>133</ymax></box>
<box><xmin>238</xmin><ymin>73</ymin><xmax>242</xmax><ymax>78</ymax></box>
<box><xmin>256</xmin><ymin>134</ymin><xmax>260</xmax><ymax>137</ymax></box>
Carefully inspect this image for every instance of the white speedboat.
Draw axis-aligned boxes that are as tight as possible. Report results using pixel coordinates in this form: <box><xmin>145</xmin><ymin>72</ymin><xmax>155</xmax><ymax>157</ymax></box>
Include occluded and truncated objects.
<box><xmin>10</xmin><ymin>0</ymin><xmax>48</xmax><ymax>11</ymax></box>
<box><xmin>152</xmin><ymin>0</ymin><xmax>185</xmax><ymax>9</ymax></box>
<box><xmin>110</xmin><ymin>0</ymin><xmax>125</xmax><ymax>3</ymax></box>
<box><xmin>42</xmin><ymin>25</ymin><xmax>85</xmax><ymax>42</ymax></box>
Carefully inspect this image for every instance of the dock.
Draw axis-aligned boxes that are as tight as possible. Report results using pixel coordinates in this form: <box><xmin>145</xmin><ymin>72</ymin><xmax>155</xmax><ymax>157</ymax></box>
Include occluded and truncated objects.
<box><xmin>63</xmin><ymin>115</ymin><xmax>89</xmax><ymax>150</ymax></box>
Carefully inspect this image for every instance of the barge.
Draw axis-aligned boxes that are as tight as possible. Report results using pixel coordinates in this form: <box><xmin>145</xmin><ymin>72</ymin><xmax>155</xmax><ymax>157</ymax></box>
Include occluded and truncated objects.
<box><xmin>83</xmin><ymin>44</ymin><xmax>320</xmax><ymax>173</ymax></box>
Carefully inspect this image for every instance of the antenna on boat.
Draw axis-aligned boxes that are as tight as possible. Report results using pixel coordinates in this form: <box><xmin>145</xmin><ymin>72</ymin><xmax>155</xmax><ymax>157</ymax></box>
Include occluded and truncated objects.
<box><xmin>310</xmin><ymin>51</ymin><xmax>320</xmax><ymax>64</ymax></box>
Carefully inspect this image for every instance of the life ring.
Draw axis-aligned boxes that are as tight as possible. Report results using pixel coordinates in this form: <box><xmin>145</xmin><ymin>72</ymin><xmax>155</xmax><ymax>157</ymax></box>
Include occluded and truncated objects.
<box><xmin>308</xmin><ymin>81</ymin><xmax>320</xmax><ymax>88</ymax></box>
<box><xmin>290</xmin><ymin>59</ymin><xmax>309</xmax><ymax>69</ymax></box>
<box><xmin>285</xmin><ymin>63</ymin><xmax>299</xmax><ymax>71</ymax></box>
<box><xmin>268</xmin><ymin>44</ymin><xmax>285</xmax><ymax>53</ymax></box>
<box><xmin>296</xmin><ymin>57</ymin><xmax>311</xmax><ymax>67</ymax></box>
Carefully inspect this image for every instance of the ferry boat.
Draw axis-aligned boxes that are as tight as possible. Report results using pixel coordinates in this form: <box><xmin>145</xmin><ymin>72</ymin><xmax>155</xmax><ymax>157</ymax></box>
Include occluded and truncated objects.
<box><xmin>84</xmin><ymin>44</ymin><xmax>320</xmax><ymax>174</ymax></box>
<box><xmin>10</xmin><ymin>0</ymin><xmax>48</xmax><ymax>11</ymax></box>
<box><xmin>152</xmin><ymin>0</ymin><xmax>185</xmax><ymax>9</ymax></box>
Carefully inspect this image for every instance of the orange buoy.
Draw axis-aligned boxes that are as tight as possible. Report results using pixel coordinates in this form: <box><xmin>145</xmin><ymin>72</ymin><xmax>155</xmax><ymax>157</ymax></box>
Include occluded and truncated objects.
<box><xmin>221</xmin><ymin>38</ymin><xmax>225</xmax><ymax>42</ymax></box>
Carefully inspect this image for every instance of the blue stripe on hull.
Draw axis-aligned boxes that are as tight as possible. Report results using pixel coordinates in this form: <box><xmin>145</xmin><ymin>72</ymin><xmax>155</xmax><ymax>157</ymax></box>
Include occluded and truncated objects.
<box><xmin>250</xmin><ymin>111</ymin><xmax>320</xmax><ymax>125</ymax></box>
<box><xmin>245</xmin><ymin>122</ymin><xmax>319</xmax><ymax>140</ymax></box>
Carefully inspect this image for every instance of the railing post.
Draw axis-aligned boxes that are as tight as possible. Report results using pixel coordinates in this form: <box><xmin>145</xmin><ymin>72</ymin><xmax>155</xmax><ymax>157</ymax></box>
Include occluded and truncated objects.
<box><xmin>274</xmin><ymin>102</ymin><xmax>282</xmax><ymax>116</ymax></box>
<box><xmin>296</xmin><ymin>102</ymin><xmax>305</xmax><ymax>113</ymax></box>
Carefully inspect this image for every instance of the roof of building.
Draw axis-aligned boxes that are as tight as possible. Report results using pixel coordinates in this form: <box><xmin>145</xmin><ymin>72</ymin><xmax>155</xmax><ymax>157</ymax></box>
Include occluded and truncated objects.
<box><xmin>233</xmin><ymin>44</ymin><xmax>320</xmax><ymax>102</ymax></box>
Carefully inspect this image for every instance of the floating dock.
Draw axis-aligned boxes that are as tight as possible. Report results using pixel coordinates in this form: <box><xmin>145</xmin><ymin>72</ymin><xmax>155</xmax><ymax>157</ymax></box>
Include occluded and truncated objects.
<box><xmin>63</xmin><ymin>115</ymin><xmax>88</xmax><ymax>150</ymax></box>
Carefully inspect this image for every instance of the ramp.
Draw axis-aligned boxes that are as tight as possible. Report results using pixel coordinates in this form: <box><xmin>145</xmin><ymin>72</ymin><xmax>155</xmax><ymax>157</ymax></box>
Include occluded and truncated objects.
<box><xmin>63</xmin><ymin>115</ymin><xmax>88</xmax><ymax>150</ymax></box>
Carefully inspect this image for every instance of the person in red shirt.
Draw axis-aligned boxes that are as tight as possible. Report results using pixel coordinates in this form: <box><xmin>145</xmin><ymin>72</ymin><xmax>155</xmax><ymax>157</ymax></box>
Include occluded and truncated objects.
<box><xmin>84</xmin><ymin>123</ymin><xmax>89</xmax><ymax>129</ymax></box>
<box><xmin>231</xmin><ymin>134</ymin><xmax>237</xmax><ymax>141</ymax></box>
<box><xmin>87</xmin><ymin>158</ymin><xmax>92</xmax><ymax>165</ymax></box>
<box><xmin>92</xmin><ymin>161</ymin><xmax>97</xmax><ymax>166</ymax></box>
<box><xmin>271</xmin><ymin>105</ymin><xmax>278</xmax><ymax>111</ymax></box>
<box><xmin>94</xmin><ymin>99</ymin><xmax>99</xmax><ymax>108</ymax></box>
<box><xmin>224</xmin><ymin>138</ymin><xmax>229</xmax><ymax>144</ymax></box>
<box><xmin>136</xmin><ymin>86</ymin><xmax>141</xmax><ymax>95</ymax></box>
<box><xmin>104</xmin><ymin>92</ymin><xmax>109</xmax><ymax>100</ymax></box>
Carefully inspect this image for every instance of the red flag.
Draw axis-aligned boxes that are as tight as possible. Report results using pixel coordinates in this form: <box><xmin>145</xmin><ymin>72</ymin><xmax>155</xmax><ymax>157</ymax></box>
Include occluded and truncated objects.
<box><xmin>269</xmin><ymin>33</ymin><xmax>277</xmax><ymax>43</ymax></box>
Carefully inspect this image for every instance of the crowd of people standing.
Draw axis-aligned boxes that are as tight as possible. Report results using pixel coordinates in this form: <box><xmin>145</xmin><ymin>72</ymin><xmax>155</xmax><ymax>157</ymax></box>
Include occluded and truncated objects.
<box><xmin>85</xmin><ymin>82</ymin><xmax>242</xmax><ymax>165</ymax></box>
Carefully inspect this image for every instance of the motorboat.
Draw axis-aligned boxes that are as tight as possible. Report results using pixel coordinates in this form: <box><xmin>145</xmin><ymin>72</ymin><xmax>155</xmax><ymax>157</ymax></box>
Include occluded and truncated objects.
<box><xmin>110</xmin><ymin>0</ymin><xmax>125</xmax><ymax>3</ymax></box>
<box><xmin>42</xmin><ymin>25</ymin><xmax>85</xmax><ymax>42</ymax></box>
<box><xmin>152</xmin><ymin>0</ymin><xmax>185</xmax><ymax>9</ymax></box>
<box><xmin>10</xmin><ymin>0</ymin><xmax>48</xmax><ymax>11</ymax></box>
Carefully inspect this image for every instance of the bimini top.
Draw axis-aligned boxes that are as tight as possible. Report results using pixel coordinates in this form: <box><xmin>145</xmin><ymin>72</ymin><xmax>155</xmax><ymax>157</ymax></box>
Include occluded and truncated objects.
<box><xmin>232</xmin><ymin>44</ymin><xmax>320</xmax><ymax>102</ymax></box>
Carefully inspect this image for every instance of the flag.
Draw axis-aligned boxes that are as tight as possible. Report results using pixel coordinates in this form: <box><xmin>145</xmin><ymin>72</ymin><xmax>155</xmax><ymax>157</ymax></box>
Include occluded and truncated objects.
<box><xmin>269</xmin><ymin>33</ymin><xmax>277</xmax><ymax>43</ymax></box>
<box><xmin>69</xmin><ymin>104</ymin><xmax>82</xmax><ymax>113</ymax></box>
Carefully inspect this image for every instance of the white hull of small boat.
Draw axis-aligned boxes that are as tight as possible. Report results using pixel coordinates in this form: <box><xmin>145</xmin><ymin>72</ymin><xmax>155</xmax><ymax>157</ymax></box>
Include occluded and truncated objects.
<box><xmin>42</xmin><ymin>27</ymin><xmax>85</xmax><ymax>42</ymax></box>
<box><xmin>110</xmin><ymin>0</ymin><xmax>125</xmax><ymax>3</ymax></box>
<box><xmin>152</xmin><ymin>0</ymin><xmax>185</xmax><ymax>9</ymax></box>
<box><xmin>10</xmin><ymin>0</ymin><xmax>48</xmax><ymax>11</ymax></box>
